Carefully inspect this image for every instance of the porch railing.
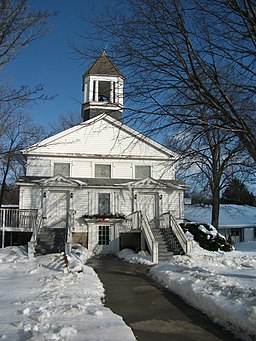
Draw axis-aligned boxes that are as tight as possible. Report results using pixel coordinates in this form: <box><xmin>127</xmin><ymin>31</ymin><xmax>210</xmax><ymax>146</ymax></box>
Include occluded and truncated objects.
<box><xmin>65</xmin><ymin>209</ymin><xmax>76</xmax><ymax>255</ymax></box>
<box><xmin>125</xmin><ymin>211</ymin><xmax>141</xmax><ymax>230</ymax></box>
<box><xmin>161</xmin><ymin>211</ymin><xmax>192</xmax><ymax>254</ymax></box>
<box><xmin>0</xmin><ymin>208</ymin><xmax>38</xmax><ymax>229</ymax></box>
<box><xmin>141</xmin><ymin>213</ymin><xmax>158</xmax><ymax>263</ymax></box>
<box><xmin>28</xmin><ymin>210</ymin><xmax>43</xmax><ymax>259</ymax></box>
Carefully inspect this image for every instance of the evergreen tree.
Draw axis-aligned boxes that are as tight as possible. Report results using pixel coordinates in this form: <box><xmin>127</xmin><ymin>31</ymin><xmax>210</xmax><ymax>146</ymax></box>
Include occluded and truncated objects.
<box><xmin>222</xmin><ymin>179</ymin><xmax>255</xmax><ymax>206</ymax></box>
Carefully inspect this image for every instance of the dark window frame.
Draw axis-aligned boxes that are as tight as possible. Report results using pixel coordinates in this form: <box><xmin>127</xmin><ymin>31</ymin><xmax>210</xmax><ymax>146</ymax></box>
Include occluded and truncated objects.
<box><xmin>98</xmin><ymin>225</ymin><xmax>110</xmax><ymax>245</ymax></box>
<box><xmin>53</xmin><ymin>162</ymin><xmax>70</xmax><ymax>177</ymax></box>
<box><xmin>98</xmin><ymin>193</ymin><xmax>111</xmax><ymax>215</ymax></box>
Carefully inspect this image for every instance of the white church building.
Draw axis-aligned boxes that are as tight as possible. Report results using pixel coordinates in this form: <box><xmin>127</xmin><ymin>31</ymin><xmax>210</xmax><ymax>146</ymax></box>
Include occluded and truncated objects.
<box><xmin>4</xmin><ymin>52</ymin><xmax>192</xmax><ymax>262</ymax></box>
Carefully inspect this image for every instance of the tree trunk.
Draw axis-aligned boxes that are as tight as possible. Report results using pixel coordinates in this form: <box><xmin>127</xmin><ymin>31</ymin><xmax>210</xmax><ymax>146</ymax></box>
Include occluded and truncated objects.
<box><xmin>0</xmin><ymin>153</ymin><xmax>11</xmax><ymax>207</ymax></box>
<box><xmin>211</xmin><ymin>194</ymin><xmax>220</xmax><ymax>229</ymax></box>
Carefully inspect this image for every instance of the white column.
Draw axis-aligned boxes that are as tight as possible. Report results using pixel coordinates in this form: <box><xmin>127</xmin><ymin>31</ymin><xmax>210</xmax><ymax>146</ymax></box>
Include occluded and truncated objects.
<box><xmin>89</xmin><ymin>78</ymin><xmax>94</xmax><ymax>102</ymax></box>
<box><xmin>110</xmin><ymin>81</ymin><xmax>114</xmax><ymax>103</ymax></box>
<box><xmin>95</xmin><ymin>80</ymin><xmax>99</xmax><ymax>102</ymax></box>
<box><xmin>84</xmin><ymin>83</ymin><xmax>88</xmax><ymax>103</ymax></box>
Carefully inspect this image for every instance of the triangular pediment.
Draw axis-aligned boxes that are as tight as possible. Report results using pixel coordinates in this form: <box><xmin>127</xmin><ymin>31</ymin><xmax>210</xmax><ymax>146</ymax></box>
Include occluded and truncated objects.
<box><xmin>24</xmin><ymin>114</ymin><xmax>178</xmax><ymax>160</ymax></box>
<box><xmin>33</xmin><ymin>175</ymin><xmax>87</xmax><ymax>187</ymax></box>
<box><xmin>127</xmin><ymin>177</ymin><xmax>169</xmax><ymax>189</ymax></box>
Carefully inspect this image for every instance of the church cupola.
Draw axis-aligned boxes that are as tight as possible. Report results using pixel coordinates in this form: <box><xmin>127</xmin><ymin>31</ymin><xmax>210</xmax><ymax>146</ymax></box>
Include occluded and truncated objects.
<box><xmin>81</xmin><ymin>51</ymin><xmax>125</xmax><ymax>122</ymax></box>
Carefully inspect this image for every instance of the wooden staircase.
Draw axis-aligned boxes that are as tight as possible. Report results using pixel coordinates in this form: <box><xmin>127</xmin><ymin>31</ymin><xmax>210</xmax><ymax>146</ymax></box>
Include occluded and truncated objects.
<box><xmin>151</xmin><ymin>228</ymin><xmax>184</xmax><ymax>261</ymax></box>
<box><xmin>35</xmin><ymin>227</ymin><xmax>65</xmax><ymax>254</ymax></box>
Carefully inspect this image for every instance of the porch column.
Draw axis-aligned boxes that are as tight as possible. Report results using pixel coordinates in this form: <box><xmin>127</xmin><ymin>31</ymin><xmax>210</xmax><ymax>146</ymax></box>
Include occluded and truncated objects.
<box><xmin>1</xmin><ymin>210</ymin><xmax>5</xmax><ymax>249</ymax></box>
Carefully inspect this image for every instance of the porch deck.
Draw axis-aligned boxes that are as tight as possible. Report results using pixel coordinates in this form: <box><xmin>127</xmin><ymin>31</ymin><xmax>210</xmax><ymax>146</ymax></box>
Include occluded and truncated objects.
<box><xmin>0</xmin><ymin>208</ymin><xmax>38</xmax><ymax>232</ymax></box>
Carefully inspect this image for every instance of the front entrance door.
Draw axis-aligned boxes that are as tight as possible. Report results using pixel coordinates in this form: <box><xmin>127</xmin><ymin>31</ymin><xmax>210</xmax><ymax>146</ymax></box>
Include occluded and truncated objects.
<box><xmin>98</xmin><ymin>225</ymin><xmax>112</xmax><ymax>254</ymax></box>
<box><xmin>46</xmin><ymin>191</ymin><xmax>68</xmax><ymax>229</ymax></box>
<box><xmin>138</xmin><ymin>193</ymin><xmax>158</xmax><ymax>228</ymax></box>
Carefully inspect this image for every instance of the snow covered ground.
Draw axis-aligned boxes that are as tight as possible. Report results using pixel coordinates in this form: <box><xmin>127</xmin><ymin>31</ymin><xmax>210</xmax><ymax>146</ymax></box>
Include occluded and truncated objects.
<box><xmin>0</xmin><ymin>245</ymin><xmax>135</xmax><ymax>341</ymax></box>
<box><xmin>118</xmin><ymin>242</ymin><xmax>256</xmax><ymax>341</ymax></box>
<box><xmin>1</xmin><ymin>241</ymin><xmax>255</xmax><ymax>341</ymax></box>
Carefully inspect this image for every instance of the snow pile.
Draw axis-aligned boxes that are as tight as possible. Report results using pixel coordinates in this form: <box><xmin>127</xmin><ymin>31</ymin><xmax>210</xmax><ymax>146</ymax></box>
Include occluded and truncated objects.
<box><xmin>117</xmin><ymin>248</ymin><xmax>153</xmax><ymax>265</ymax></box>
<box><xmin>67</xmin><ymin>243</ymin><xmax>93</xmax><ymax>272</ymax></box>
<box><xmin>0</xmin><ymin>245</ymin><xmax>28</xmax><ymax>263</ymax></box>
<box><xmin>116</xmin><ymin>243</ymin><xmax>256</xmax><ymax>340</ymax></box>
<box><xmin>0</xmin><ymin>246</ymin><xmax>135</xmax><ymax>341</ymax></box>
<box><xmin>181</xmin><ymin>222</ymin><xmax>233</xmax><ymax>251</ymax></box>
<box><xmin>150</xmin><ymin>241</ymin><xmax>256</xmax><ymax>340</ymax></box>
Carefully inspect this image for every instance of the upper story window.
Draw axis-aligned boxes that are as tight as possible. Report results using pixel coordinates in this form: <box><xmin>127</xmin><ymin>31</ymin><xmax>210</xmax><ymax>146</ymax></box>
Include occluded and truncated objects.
<box><xmin>98</xmin><ymin>193</ymin><xmax>110</xmax><ymax>215</ymax></box>
<box><xmin>95</xmin><ymin>164</ymin><xmax>111</xmax><ymax>178</ymax></box>
<box><xmin>92</xmin><ymin>80</ymin><xmax>116</xmax><ymax>103</ymax></box>
<box><xmin>54</xmin><ymin>163</ymin><xmax>70</xmax><ymax>177</ymax></box>
<box><xmin>135</xmin><ymin>165</ymin><xmax>151</xmax><ymax>179</ymax></box>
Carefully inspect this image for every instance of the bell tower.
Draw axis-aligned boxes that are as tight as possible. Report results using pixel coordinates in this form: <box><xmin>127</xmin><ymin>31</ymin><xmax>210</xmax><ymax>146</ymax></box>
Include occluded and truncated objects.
<box><xmin>81</xmin><ymin>51</ymin><xmax>124</xmax><ymax>122</ymax></box>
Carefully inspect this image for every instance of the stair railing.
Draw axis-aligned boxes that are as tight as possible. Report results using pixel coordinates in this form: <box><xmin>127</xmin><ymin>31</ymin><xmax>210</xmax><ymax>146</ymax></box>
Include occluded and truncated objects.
<box><xmin>162</xmin><ymin>211</ymin><xmax>192</xmax><ymax>254</ymax></box>
<box><xmin>28</xmin><ymin>209</ymin><xmax>43</xmax><ymax>259</ymax></box>
<box><xmin>125</xmin><ymin>211</ymin><xmax>141</xmax><ymax>230</ymax></box>
<box><xmin>141</xmin><ymin>213</ymin><xmax>158</xmax><ymax>263</ymax></box>
<box><xmin>65</xmin><ymin>209</ymin><xmax>75</xmax><ymax>256</ymax></box>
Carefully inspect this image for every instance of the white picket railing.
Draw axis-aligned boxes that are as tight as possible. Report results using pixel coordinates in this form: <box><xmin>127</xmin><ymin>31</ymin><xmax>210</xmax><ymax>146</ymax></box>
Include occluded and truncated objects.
<box><xmin>125</xmin><ymin>211</ymin><xmax>141</xmax><ymax>230</ymax></box>
<box><xmin>141</xmin><ymin>214</ymin><xmax>158</xmax><ymax>263</ymax></box>
<box><xmin>161</xmin><ymin>211</ymin><xmax>192</xmax><ymax>254</ymax></box>
<box><xmin>0</xmin><ymin>208</ymin><xmax>38</xmax><ymax>229</ymax></box>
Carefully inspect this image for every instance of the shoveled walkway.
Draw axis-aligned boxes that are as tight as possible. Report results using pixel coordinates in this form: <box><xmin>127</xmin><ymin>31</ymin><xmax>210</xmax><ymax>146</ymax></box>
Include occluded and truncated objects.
<box><xmin>87</xmin><ymin>256</ymin><xmax>240</xmax><ymax>341</ymax></box>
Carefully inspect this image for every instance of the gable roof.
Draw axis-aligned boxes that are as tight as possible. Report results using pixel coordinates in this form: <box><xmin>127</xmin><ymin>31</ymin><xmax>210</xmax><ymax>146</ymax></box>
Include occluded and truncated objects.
<box><xmin>84</xmin><ymin>51</ymin><xmax>124</xmax><ymax>78</ymax></box>
<box><xmin>23</xmin><ymin>114</ymin><xmax>178</xmax><ymax>160</ymax></box>
<box><xmin>33</xmin><ymin>175</ymin><xmax>87</xmax><ymax>187</ymax></box>
<box><xmin>18</xmin><ymin>175</ymin><xmax>187</xmax><ymax>189</ymax></box>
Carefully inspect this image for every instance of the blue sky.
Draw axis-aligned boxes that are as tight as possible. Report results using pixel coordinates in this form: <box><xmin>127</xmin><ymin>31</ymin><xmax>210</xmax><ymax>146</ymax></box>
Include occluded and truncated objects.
<box><xmin>2</xmin><ymin>0</ymin><xmax>105</xmax><ymax>128</ymax></box>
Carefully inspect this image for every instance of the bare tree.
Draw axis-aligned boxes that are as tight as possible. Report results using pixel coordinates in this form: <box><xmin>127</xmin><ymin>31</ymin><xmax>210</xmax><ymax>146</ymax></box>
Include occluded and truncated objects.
<box><xmin>0</xmin><ymin>110</ymin><xmax>44</xmax><ymax>206</ymax></box>
<box><xmin>0</xmin><ymin>0</ymin><xmax>53</xmax><ymax>68</ymax></box>
<box><xmin>170</xmin><ymin>123</ymin><xmax>253</xmax><ymax>228</ymax></box>
<box><xmin>78</xmin><ymin>0</ymin><xmax>256</xmax><ymax>161</ymax></box>
<box><xmin>49</xmin><ymin>111</ymin><xmax>82</xmax><ymax>135</ymax></box>
<box><xmin>0</xmin><ymin>1</ymin><xmax>55</xmax><ymax>109</ymax></box>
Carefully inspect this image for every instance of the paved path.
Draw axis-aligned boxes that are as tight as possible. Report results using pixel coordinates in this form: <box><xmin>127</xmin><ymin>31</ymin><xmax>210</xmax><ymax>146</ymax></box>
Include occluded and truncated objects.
<box><xmin>88</xmin><ymin>256</ymin><xmax>240</xmax><ymax>341</ymax></box>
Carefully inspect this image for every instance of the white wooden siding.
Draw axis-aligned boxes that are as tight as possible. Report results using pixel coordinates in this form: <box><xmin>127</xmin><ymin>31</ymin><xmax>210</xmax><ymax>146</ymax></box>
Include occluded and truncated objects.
<box><xmin>159</xmin><ymin>190</ymin><xmax>184</xmax><ymax>219</ymax></box>
<box><xmin>152</xmin><ymin>161</ymin><xmax>175</xmax><ymax>180</ymax></box>
<box><xmin>113</xmin><ymin>162</ymin><xmax>133</xmax><ymax>178</ymax></box>
<box><xmin>26</xmin><ymin>156</ymin><xmax>175</xmax><ymax>181</ymax></box>
<box><xmin>27</xmin><ymin>158</ymin><xmax>51</xmax><ymax>177</ymax></box>
<box><xmin>20</xmin><ymin>188</ymin><xmax>41</xmax><ymax>209</ymax></box>
<box><xmin>26</xmin><ymin>118</ymin><xmax>174</xmax><ymax>160</ymax></box>
<box><xmin>72</xmin><ymin>160</ymin><xmax>92</xmax><ymax>178</ymax></box>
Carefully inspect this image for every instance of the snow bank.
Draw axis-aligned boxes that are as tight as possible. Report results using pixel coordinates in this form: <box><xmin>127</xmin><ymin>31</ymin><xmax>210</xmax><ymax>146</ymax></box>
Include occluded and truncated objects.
<box><xmin>117</xmin><ymin>248</ymin><xmax>153</xmax><ymax>265</ymax></box>
<box><xmin>150</xmin><ymin>241</ymin><xmax>256</xmax><ymax>340</ymax></box>
<box><xmin>0</xmin><ymin>246</ymin><xmax>135</xmax><ymax>341</ymax></box>
<box><xmin>67</xmin><ymin>243</ymin><xmax>93</xmax><ymax>272</ymax></box>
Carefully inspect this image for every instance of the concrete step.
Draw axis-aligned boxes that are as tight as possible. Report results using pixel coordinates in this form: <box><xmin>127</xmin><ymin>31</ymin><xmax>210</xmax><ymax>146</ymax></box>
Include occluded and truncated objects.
<box><xmin>152</xmin><ymin>228</ymin><xmax>184</xmax><ymax>256</ymax></box>
<box><xmin>36</xmin><ymin>228</ymin><xmax>65</xmax><ymax>254</ymax></box>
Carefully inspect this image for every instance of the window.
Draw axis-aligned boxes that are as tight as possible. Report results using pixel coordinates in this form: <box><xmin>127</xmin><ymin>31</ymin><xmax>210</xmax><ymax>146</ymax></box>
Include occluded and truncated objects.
<box><xmin>135</xmin><ymin>165</ymin><xmax>151</xmax><ymax>179</ymax></box>
<box><xmin>95</xmin><ymin>164</ymin><xmax>111</xmax><ymax>178</ymax></box>
<box><xmin>98</xmin><ymin>81</ymin><xmax>111</xmax><ymax>102</ymax></box>
<box><xmin>98</xmin><ymin>193</ymin><xmax>110</xmax><ymax>215</ymax></box>
<box><xmin>54</xmin><ymin>163</ymin><xmax>70</xmax><ymax>177</ymax></box>
<box><xmin>99</xmin><ymin>226</ymin><xmax>110</xmax><ymax>245</ymax></box>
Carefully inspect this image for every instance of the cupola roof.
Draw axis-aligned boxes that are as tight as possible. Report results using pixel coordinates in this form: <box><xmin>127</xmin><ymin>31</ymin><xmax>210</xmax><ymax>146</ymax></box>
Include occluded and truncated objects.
<box><xmin>84</xmin><ymin>50</ymin><xmax>124</xmax><ymax>78</ymax></box>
